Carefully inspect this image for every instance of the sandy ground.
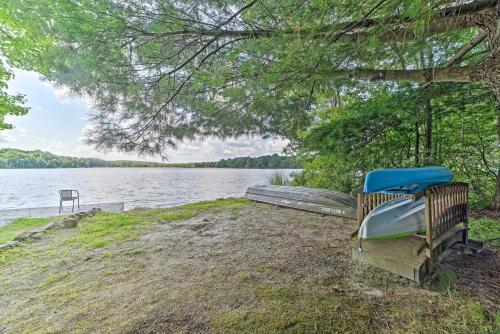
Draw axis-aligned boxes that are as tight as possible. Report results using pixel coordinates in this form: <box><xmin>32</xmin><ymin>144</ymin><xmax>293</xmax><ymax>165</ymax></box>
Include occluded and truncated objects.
<box><xmin>0</xmin><ymin>202</ymin><xmax>498</xmax><ymax>333</ymax></box>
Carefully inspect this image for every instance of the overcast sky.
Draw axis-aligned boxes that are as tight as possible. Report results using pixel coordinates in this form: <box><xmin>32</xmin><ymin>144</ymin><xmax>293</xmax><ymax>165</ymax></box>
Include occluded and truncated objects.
<box><xmin>1</xmin><ymin>70</ymin><xmax>288</xmax><ymax>163</ymax></box>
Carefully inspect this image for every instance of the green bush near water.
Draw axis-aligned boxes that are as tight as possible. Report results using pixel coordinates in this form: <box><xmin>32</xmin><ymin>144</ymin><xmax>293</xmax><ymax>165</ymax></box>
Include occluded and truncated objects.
<box><xmin>267</xmin><ymin>171</ymin><xmax>292</xmax><ymax>186</ymax></box>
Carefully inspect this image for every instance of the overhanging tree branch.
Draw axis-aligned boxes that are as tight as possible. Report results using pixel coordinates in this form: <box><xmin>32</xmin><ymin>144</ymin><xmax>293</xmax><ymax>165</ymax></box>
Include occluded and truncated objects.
<box><xmin>138</xmin><ymin>0</ymin><xmax>497</xmax><ymax>43</ymax></box>
<box><xmin>322</xmin><ymin>60</ymin><xmax>498</xmax><ymax>84</ymax></box>
<box><xmin>421</xmin><ymin>31</ymin><xmax>488</xmax><ymax>88</ymax></box>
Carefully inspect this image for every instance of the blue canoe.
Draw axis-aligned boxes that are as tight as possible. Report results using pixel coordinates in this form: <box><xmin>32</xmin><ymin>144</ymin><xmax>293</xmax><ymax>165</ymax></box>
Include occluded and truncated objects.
<box><xmin>363</xmin><ymin>167</ymin><xmax>453</xmax><ymax>194</ymax></box>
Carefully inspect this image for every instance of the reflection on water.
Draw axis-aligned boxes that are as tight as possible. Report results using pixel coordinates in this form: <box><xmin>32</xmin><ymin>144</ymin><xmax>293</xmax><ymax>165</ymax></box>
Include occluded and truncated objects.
<box><xmin>0</xmin><ymin>168</ymin><xmax>297</xmax><ymax>210</ymax></box>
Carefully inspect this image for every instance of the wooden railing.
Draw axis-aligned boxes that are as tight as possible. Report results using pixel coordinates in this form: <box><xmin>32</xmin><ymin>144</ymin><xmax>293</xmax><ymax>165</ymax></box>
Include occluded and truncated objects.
<box><xmin>424</xmin><ymin>182</ymin><xmax>468</xmax><ymax>263</ymax></box>
<box><xmin>356</xmin><ymin>182</ymin><xmax>468</xmax><ymax>265</ymax></box>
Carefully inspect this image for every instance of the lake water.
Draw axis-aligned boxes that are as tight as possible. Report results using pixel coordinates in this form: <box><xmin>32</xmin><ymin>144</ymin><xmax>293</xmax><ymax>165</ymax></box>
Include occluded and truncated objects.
<box><xmin>0</xmin><ymin>168</ymin><xmax>296</xmax><ymax>211</ymax></box>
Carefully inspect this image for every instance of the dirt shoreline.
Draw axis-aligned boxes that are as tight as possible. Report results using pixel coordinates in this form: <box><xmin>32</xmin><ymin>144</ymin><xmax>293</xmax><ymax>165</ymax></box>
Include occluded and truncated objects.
<box><xmin>0</xmin><ymin>201</ymin><xmax>498</xmax><ymax>333</ymax></box>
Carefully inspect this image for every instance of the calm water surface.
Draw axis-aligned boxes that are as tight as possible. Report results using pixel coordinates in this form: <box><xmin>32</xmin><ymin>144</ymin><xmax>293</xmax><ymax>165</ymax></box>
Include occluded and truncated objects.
<box><xmin>0</xmin><ymin>168</ymin><xmax>296</xmax><ymax>211</ymax></box>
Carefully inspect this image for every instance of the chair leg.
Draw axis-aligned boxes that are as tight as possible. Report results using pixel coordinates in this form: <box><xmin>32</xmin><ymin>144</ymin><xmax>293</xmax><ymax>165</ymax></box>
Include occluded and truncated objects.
<box><xmin>78</xmin><ymin>197</ymin><xmax>80</xmax><ymax>209</ymax></box>
<box><xmin>72</xmin><ymin>200</ymin><xmax>75</xmax><ymax>212</ymax></box>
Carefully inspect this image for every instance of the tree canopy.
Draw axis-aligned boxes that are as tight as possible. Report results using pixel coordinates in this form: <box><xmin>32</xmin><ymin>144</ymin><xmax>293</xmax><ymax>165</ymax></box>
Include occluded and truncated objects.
<box><xmin>1</xmin><ymin>0</ymin><xmax>498</xmax><ymax>154</ymax></box>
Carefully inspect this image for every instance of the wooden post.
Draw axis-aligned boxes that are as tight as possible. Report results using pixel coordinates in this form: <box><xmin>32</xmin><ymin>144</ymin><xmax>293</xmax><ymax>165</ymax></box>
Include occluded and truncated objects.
<box><xmin>357</xmin><ymin>193</ymin><xmax>364</xmax><ymax>228</ymax></box>
<box><xmin>464</xmin><ymin>185</ymin><xmax>469</xmax><ymax>244</ymax></box>
<box><xmin>424</xmin><ymin>190</ymin><xmax>433</xmax><ymax>268</ymax></box>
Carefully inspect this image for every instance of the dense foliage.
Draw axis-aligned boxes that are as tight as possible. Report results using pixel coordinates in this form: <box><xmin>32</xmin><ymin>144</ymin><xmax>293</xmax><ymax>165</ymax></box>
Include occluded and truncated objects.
<box><xmin>0</xmin><ymin>149</ymin><xmax>165</xmax><ymax>168</ymax></box>
<box><xmin>0</xmin><ymin>149</ymin><xmax>300</xmax><ymax>169</ymax></box>
<box><xmin>190</xmin><ymin>154</ymin><xmax>301</xmax><ymax>169</ymax></box>
<box><xmin>293</xmin><ymin>83</ymin><xmax>499</xmax><ymax>208</ymax></box>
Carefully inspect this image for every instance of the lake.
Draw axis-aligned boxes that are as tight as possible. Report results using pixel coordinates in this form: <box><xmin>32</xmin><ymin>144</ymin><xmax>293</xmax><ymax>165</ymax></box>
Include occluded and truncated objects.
<box><xmin>0</xmin><ymin>168</ymin><xmax>296</xmax><ymax>211</ymax></box>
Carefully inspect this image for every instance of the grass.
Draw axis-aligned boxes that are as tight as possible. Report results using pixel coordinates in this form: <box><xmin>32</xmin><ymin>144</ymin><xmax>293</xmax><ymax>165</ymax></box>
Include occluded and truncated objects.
<box><xmin>211</xmin><ymin>282</ymin><xmax>498</xmax><ymax>334</ymax></box>
<box><xmin>469</xmin><ymin>218</ymin><xmax>500</xmax><ymax>247</ymax></box>
<box><xmin>0</xmin><ymin>245</ymin><xmax>34</xmax><ymax>265</ymax></box>
<box><xmin>0</xmin><ymin>216</ymin><xmax>56</xmax><ymax>244</ymax></box>
<box><xmin>0</xmin><ymin>198</ymin><xmax>249</xmax><ymax>265</ymax></box>
<box><xmin>38</xmin><ymin>271</ymin><xmax>70</xmax><ymax>288</ymax></box>
<box><xmin>0</xmin><ymin>199</ymin><xmax>498</xmax><ymax>333</ymax></box>
<box><xmin>68</xmin><ymin>198</ymin><xmax>249</xmax><ymax>248</ymax></box>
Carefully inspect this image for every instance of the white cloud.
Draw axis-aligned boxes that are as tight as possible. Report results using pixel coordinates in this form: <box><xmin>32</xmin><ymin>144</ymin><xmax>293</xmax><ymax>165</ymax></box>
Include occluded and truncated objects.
<box><xmin>29</xmin><ymin>136</ymin><xmax>67</xmax><ymax>154</ymax></box>
<box><xmin>0</xmin><ymin>131</ymin><xmax>16</xmax><ymax>143</ymax></box>
<box><xmin>164</xmin><ymin>135</ymin><xmax>289</xmax><ymax>163</ymax></box>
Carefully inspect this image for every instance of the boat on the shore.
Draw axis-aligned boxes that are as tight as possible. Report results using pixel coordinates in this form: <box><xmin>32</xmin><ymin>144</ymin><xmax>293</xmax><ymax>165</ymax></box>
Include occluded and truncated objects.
<box><xmin>245</xmin><ymin>185</ymin><xmax>356</xmax><ymax>219</ymax></box>
<box><xmin>358</xmin><ymin>197</ymin><xmax>425</xmax><ymax>240</ymax></box>
<box><xmin>359</xmin><ymin>166</ymin><xmax>453</xmax><ymax>240</ymax></box>
<box><xmin>364</xmin><ymin>166</ymin><xmax>453</xmax><ymax>194</ymax></box>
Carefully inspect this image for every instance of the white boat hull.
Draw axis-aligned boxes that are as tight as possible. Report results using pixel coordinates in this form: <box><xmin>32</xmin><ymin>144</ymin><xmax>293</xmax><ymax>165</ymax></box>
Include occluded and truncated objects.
<box><xmin>358</xmin><ymin>197</ymin><xmax>425</xmax><ymax>240</ymax></box>
<box><xmin>245</xmin><ymin>185</ymin><xmax>357</xmax><ymax>219</ymax></box>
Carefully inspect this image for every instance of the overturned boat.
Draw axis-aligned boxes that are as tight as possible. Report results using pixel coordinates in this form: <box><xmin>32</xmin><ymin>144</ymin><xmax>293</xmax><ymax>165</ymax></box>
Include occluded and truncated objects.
<box><xmin>358</xmin><ymin>197</ymin><xmax>425</xmax><ymax>240</ymax></box>
<box><xmin>359</xmin><ymin>166</ymin><xmax>453</xmax><ymax>240</ymax></box>
<box><xmin>245</xmin><ymin>185</ymin><xmax>356</xmax><ymax>219</ymax></box>
<box><xmin>364</xmin><ymin>166</ymin><xmax>453</xmax><ymax>194</ymax></box>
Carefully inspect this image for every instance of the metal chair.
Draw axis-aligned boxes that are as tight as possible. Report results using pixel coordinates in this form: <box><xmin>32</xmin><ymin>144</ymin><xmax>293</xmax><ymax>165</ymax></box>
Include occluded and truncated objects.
<box><xmin>59</xmin><ymin>190</ymin><xmax>80</xmax><ymax>213</ymax></box>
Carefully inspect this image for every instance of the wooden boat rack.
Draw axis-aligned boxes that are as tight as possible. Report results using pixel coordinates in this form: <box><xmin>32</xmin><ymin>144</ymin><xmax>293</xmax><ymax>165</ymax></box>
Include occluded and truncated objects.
<box><xmin>352</xmin><ymin>182</ymin><xmax>468</xmax><ymax>283</ymax></box>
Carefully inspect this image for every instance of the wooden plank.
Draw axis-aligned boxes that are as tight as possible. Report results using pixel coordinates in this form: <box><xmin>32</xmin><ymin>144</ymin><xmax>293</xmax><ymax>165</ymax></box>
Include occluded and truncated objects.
<box><xmin>357</xmin><ymin>237</ymin><xmax>426</xmax><ymax>264</ymax></box>
<box><xmin>352</xmin><ymin>240</ymin><xmax>428</xmax><ymax>281</ymax></box>
<box><xmin>351</xmin><ymin>229</ymin><xmax>359</xmax><ymax>238</ymax></box>
<box><xmin>357</xmin><ymin>193</ymin><xmax>364</xmax><ymax>227</ymax></box>
<box><xmin>432</xmin><ymin>226</ymin><xmax>463</xmax><ymax>251</ymax></box>
<box><xmin>424</xmin><ymin>191</ymin><xmax>433</xmax><ymax>267</ymax></box>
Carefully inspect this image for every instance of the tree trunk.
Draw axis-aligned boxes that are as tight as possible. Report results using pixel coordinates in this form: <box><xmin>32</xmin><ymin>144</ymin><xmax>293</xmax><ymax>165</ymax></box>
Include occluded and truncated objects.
<box><xmin>415</xmin><ymin>122</ymin><xmax>420</xmax><ymax>166</ymax></box>
<box><xmin>492</xmin><ymin>90</ymin><xmax>500</xmax><ymax>211</ymax></box>
<box><xmin>494</xmin><ymin>172</ymin><xmax>500</xmax><ymax>211</ymax></box>
<box><xmin>424</xmin><ymin>90</ymin><xmax>433</xmax><ymax>165</ymax></box>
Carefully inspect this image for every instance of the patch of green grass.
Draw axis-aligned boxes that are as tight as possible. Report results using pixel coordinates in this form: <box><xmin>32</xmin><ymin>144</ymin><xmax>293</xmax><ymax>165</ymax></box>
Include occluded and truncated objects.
<box><xmin>39</xmin><ymin>271</ymin><xmax>70</xmax><ymax>288</ymax></box>
<box><xmin>0</xmin><ymin>246</ymin><xmax>34</xmax><ymax>265</ymax></box>
<box><xmin>212</xmin><ymin>283</ymin><xmax>498</xmax><ymax>334</ymax></box>
<box><xmin>0</xmin><ymin>217</ymin><xmax>56</xmax><ymax>244</ymax></box>
<box><xmin>68</xmin><ymin>198</ymin><xmax>249</xmax><ymax>248</ymax></box>
<box><xmin>67</xmin><ymin>212</ymin><xmax>147</xmax><ymax>248</ymax></box>
<box><xmin>469</xmin><ymin>218</ymin><xmax>500</xmax><ymax>247</ymax></box>
<box><xmin>182</xmin><ymin>198</ymin><xmax>249</xmax><ymax>210</ymax></box>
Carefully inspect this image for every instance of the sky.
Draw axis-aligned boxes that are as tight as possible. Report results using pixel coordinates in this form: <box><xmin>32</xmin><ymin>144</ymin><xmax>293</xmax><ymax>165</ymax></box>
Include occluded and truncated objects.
<box><xmin>1</xmin><ymin>70</ymin><xmax>288</xmax><ymax>163</ymax></box>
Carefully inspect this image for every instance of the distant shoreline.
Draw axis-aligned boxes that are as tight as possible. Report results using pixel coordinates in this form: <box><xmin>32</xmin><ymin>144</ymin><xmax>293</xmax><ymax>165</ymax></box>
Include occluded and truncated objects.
<box><xmin>0</xmin><ymin>148</ymin><xmax>303</xmax><ymax>169</ymax></box>
<box><xmin>0</xmin><ymin>166</ymin><xmax>300</xmax><ymax>170</ymax></box>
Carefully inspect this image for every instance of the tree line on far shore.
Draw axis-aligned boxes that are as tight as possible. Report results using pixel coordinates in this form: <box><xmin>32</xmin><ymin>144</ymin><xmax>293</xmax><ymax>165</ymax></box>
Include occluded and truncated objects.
<box><xmin>0</xmin><ymin>149</ymin><xmax>301</xmax><ymax>169</ymax></box>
